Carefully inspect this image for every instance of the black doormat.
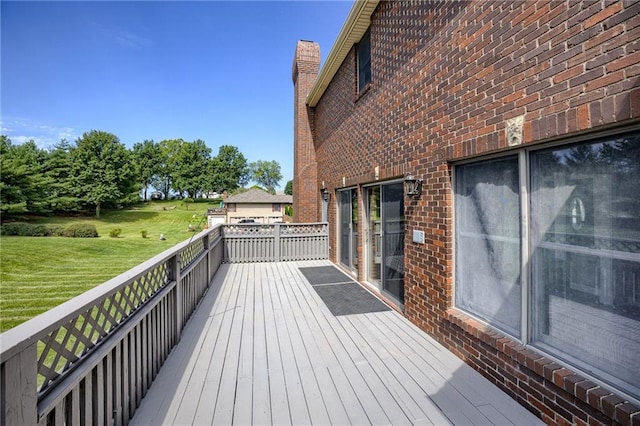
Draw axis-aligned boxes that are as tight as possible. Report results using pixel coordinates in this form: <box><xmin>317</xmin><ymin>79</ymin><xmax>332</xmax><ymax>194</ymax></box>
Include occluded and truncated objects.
<box><xmin>299</xmin><ymin>266</ymin><xmax>391</xmax><ymax>316</ymax></box>
<box><xmin>299</xmin><ymin>265</ymin><xmax>355</xmax><ymax>286</ymax></box>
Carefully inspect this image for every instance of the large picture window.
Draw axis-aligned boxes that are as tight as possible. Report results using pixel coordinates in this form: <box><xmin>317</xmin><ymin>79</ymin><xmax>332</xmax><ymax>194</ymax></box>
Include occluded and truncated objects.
<box><xmin>454</xmin><ymin>131</ymin><xmax>640</xmax><ymax>400</ymax></box>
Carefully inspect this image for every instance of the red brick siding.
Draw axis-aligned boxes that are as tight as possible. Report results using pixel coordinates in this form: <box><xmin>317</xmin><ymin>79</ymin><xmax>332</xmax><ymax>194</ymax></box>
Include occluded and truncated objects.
<box><xmin>292</xmin><ymin>41</ymin><xmax>321</xmax><ymax>223</ymax></box>
<box><xmin>297</xmin><ymin>0</ymin><xmax>640</xmax><ymax>423</ymax></box>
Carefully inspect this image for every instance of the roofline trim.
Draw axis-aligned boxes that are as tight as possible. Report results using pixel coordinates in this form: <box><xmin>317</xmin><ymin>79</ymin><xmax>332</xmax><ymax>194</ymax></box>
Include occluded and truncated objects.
<box><xmin>306</xmin><ymin>0</ymin><xmax>379</xmax><ymax>107</ymax></box>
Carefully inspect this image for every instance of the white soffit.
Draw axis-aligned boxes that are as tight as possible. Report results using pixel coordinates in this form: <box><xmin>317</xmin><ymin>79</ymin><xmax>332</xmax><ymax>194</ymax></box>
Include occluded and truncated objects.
<box><xmin>306</xmin><ymin>0</ymin><xmax>379</xmax><ymax>107</ymax></box>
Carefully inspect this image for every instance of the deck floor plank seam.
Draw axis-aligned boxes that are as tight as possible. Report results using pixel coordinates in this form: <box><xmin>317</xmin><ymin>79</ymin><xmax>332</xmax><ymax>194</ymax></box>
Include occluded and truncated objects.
<box><xmin>272</xmin><ymin>262</ymin><xmax>333</xmax><ymax>425</ymax></box>
<box><xmin>280</xmin><ymin>262</ymin><xmax>370</xmax><ymax>425</ymax></box>
<box><xmin>356</xmin><ymin>312</ymin><xmax>488</xmax><ymax>425</ymax></box>
<box><xmin>276</xmin><ymin>262</ymin><xmax>353</xmax><ymax>425</ymax></box>
<box><xmin>252</xmin><ymin>263</ymin><xmax>273</xmax><ymax>425</ymax></box>
<box><xmin>288</xmin><ymin>263</ymin><xmax>412</xmax><ymax>425</ymax></box>
<box><xmin>233</xmin><ymin>262</ymin><xmax>257</xmax><ymax>425</ymax></box>
<box><xmin>266</xmin><ymin>262</ymin><xmax>313</xmax><ymax>425</ymax></box>
<box><xmin>174</xmin><ymin>263</ymin><xmax>237</xmax><ymax>425</ymax></box>
<box><xmin>260</xmin><ymin>263</ymin><xmax>292</xmax><ymax>426</ymax></box>
<box><xmin>184</xmin><ymin>264</ymin><xmax>232</xmax><ymax>424</ymax></box>
<box><xmin>285</xmin><ymin>262</ymin><xmax>377</xmax><ymax>425</ymax></box>
<box><xmin>344</xmin><ymin>314</ymin><xmax>454</xmax><ymax>426</ymax></box>
<box><xmin>198</xmin><ymin>262</ymin><xmax>245</xmax><ymax>425</ymax></box>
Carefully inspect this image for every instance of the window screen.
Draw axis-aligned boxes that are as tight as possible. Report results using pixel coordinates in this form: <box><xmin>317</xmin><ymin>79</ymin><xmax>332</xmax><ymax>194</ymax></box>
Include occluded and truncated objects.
<box><xmin>455</xmin><ymin>156</ymin><xmax>522</xmax><ymax>337</ymax></box>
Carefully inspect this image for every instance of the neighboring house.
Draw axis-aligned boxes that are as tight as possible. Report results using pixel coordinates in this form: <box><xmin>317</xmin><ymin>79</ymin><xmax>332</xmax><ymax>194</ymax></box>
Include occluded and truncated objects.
<box><xmin>222</xmin><ymin>188</ymin><xmax>292</xmax><ymax>224</ymax></box>
<box><xmin>292</xmin><ymin>1</ymin><xmax>639</xmax><ymax>424</ymax></box>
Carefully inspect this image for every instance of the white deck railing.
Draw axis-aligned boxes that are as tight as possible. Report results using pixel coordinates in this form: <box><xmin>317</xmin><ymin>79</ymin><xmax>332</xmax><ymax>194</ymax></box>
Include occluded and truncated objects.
<box><xmin>0</xmin><ymin>223</ymin><xmax>328</xmax><ymax>426</ymax></box>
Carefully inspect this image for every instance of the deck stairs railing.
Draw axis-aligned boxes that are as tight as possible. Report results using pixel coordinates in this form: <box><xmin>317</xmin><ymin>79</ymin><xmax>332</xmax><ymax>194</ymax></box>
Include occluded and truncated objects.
<box><xmin>0</xmin><ymin>222</ymin><xmax>328</xmax><ymax>426</ymax></box>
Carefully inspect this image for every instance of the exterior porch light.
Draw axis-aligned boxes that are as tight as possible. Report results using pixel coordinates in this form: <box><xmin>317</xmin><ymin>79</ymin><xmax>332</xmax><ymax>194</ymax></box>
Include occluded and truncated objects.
<box><xmin>321</xmin><ymin>188</ymin><xmax>331</xmax><ymax>202</ymax></box>
<box><xmin>404</xmin><ymin>174</ymin><xmax>422</xmax><ymax>198</ymax></box>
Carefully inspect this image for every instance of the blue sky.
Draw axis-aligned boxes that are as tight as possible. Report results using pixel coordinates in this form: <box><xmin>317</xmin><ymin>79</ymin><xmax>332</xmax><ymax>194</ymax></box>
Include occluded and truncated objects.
<box><xmin>1</xmin><ymin>0</ymin><xmax>353</xmax><ymax>190</ymax></box>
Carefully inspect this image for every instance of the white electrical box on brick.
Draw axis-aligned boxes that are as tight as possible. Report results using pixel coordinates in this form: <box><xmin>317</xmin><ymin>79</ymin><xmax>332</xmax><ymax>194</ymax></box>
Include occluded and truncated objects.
<box><xmin>412</xmin><ymin>230</ymin><xmax>425</xmax><ymax>244</ymax></box>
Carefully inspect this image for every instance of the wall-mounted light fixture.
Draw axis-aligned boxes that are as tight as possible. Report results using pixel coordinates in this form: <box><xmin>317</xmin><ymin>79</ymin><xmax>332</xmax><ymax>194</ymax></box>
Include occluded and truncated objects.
<box><xmin>404</xmin><ymin>174</ymin><xmax>422</xmax><ymax>198</ymax></box>
<box><xmin>321</xmin><ymin>188</ymin><xmax>331</xmax><ymax>202</ymax></box>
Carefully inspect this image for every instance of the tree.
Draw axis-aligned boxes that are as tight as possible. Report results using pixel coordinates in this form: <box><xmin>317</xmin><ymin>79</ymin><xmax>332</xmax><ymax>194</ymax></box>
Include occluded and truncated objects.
<box><xmin>171</xmin><ymin>139</ymin><xmax>211</xmax><ymax>199</ymax></box>
<box><xmin>156</xmin><ymin>138</ymin><xmax>185</xmax><ymax>199</ymax></box>
<box><xmin>0</xmin><ymin>136</ymin><xmax>49</xmax><ymax>213</ymax></box>
<box><xmin>69</xmin><ymin>130</ymin><xmax>138</xmax><ymax>218</ymax></box>
<box><xmin>132</xmin><ymin>140</ymin><xmax>162</xmax><ymax>201</ymax></box>
<box><xmin>152</xmin><ymin>139</ymin><xmax>179</xmax><ymax>200</ymax></box>
<box><xmin>0</xmin><ymin>135</ymin><xmax>28</xmax><ymax>212</ymax></box>
<box><xmin>208</xmin><ymin>145</ymin><xmax>249</xmax><ymax>193</ymax></box>
<box><xmin>43</xmin><ymin>139</ymin><xmax>81</xmax><ymax>212</ymax></box>
<box><xmin>284</xmin><ymin>180</ymin><xmax>293</xmax><ymax>195</ymax></box>
<box><xmin>250</xmin><ymin>160</ymin><xmax>282</xmax><ymax>194</ymax></box>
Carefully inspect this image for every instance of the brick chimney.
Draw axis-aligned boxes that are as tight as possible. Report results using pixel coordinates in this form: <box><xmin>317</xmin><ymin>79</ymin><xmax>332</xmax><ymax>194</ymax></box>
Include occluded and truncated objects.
<box><xmin>292</xmin><ymin>40</ymin><xmax>320</xmax><ymax>223</ymax></box>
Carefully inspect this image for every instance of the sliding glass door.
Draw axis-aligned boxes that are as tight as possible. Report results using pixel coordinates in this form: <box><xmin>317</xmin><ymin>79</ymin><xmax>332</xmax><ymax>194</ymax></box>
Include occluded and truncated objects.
<box><xmin>366</xmin><ymin>182</ymin><xmax>405</xmax><ymax>306</ymax></box>
<box><xmin>339</xmin><ymin>189</ymin><xmax>358</xmax><ymax>274</ymax></box>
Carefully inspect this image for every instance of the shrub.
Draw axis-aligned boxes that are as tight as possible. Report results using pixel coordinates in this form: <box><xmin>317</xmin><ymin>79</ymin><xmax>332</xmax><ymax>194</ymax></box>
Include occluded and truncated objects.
<box><xmin>0</xmin><ymin>222</ymin><xmax>32</xmax><ymax>236</ymax></box>
<box><xmin>48</xmin><ymin>225</ymin><xmax>66</xmax><ymax>237</ymax></box>
<box><xmin>63</xmin><ymin>224</ymin><xmax>99</xmax><ymax>238</ymax></box>
<box><xmin>0</xmin><ymin>222</ymin><xmax>98</xmax><ymax>238</ymax></box>
<box><xmin>30</xmin><ymin>224</ymin><xmax>52</xmax><ymax>237</ymax></box>
<box><xmin>141</xmin><ymin>230</ymin><xmax>148</xmax><ymax>238</ymax></box>
<box><xmin>109</xmin><ymin>228</ymin><xmax>122</xmax><ymax>238</ymax></box>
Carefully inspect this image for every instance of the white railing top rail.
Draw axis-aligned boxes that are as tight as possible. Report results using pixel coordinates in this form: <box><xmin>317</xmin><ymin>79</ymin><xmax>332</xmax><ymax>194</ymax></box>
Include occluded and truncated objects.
<box><xmin>0</xmin><ymin>225</ymin><xmax>221</xmax><ymax>389</ymax></box>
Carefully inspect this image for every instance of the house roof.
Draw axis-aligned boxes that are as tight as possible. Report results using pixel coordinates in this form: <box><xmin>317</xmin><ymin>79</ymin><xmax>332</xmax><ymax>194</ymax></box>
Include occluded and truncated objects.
<box><xmin>225</xmin><ymin>188</ymin><xmax>293</xmax><ymax>204</ymax></box>
<box><xmin>306</xmin><ymin>0</ymin><xmax>380</xmax><ymax>107</ymax></box>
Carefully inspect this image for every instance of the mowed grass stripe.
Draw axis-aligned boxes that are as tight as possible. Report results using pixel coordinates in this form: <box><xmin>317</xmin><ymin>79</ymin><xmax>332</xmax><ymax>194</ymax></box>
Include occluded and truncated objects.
<box><xmin>0</xmin><ymin>200</ymin><xmax>218</xmax><ymax>332</ymax></box>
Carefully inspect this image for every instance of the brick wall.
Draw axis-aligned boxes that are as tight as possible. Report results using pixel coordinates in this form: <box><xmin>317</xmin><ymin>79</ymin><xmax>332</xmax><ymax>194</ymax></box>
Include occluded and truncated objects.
<box><xmin>292</xmin><ymin>41</ymin><xmax>321</xmax><ymax>223</ymax></box>
<box><xmin>299</xmin><ymin>0</ymin><xmax>640</xmax><ymax>424</ymax></box>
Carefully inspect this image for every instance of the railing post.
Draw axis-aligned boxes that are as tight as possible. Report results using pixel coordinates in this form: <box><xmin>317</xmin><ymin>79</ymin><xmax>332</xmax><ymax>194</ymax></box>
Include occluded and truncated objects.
<box><xmin>203</xmin><ymin>234</ymin><xmax>210</xmax><ymax>287</ymax></box>
<box><xmin>1</xmin><ymin>343</ymin><xmax>38</xmax><ymax>426</ymax></box>
<box><xmin>274</xmin><ymin>223</ymin><xmax>281</xmax><ymax>262</ymax></box>
<box><xmin>170</xmin><ymin>253</ymin><xmax>183</xmax><ymax>339</ymax></box>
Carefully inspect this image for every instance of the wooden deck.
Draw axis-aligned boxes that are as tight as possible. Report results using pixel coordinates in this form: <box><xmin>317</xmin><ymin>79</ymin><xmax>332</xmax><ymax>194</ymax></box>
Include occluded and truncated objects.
<box><xmin>131</xmin><ymin>260</ymin><xmax>542</xmax><ymax>425</ymax></box>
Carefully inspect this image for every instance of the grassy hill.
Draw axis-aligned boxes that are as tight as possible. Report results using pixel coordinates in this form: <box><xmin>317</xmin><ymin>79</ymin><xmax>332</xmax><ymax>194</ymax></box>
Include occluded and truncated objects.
<box><xmin>0</xmin><ymin>200</ymin><xmax>217</xmax><ymax>332</ymax></box>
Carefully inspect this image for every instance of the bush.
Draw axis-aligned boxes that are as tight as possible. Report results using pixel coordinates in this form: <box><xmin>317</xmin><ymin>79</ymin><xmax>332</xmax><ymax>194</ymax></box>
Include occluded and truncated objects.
<box><xmin>63</xmin><ymin>224</ymin><xmax>99</xmax><ymax>238</ymax></box>
<box><xmin>0</xmin><ymin>222</ymin><xmax>33</xmax><ymax>236</ymax></box>
<box><xmin>109</xmin><ymin>228</ymin><xmax>122</xmax><ymax>238</ymax></box>
<box><xmin>48</xmin><ymin>225</ymin><xmax>66</xmax><ymax>237</ymax></box>
<box><xmin>141</xmin><ymin>230</ymin><xmax>148</xmax><ymax>238</ymax></box>
<box><xmin>30</xmin><ymin>224</ymin><xmax>52</xmax><ymax>237</ymax></box>
<box><xmin>0</xmin><ymin>222</ymin><xmax>98</xmax><ymax>238</ymax></box>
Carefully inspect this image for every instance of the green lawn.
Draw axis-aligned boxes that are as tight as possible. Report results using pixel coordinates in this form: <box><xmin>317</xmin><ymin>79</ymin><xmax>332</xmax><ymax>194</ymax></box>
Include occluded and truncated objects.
<box><xmin>0</xmin><ymin>200</ymin><xmax>217</xmax><ymax>332</ymax></box>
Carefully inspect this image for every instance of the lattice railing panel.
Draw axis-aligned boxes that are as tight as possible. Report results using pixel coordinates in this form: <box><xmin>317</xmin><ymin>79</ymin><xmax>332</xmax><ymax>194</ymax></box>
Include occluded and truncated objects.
<box><xmin>37</xmin><ymin>262</ymin><xmax>169</xmax><ymax>392</ymax></box>
<box><xmin>222</xmin><ymin>224</ymin><xmax>275</xmax><ymax>236</ymax></box>
<box><xmin>180</xmin><ymin>238</ymin><xmax>205</xmax><ymax>271</ymax></box>
<box><xmin>280</xmin><ymin>223</ymin><xmax>328</xmax><ymax>235</ymax></box>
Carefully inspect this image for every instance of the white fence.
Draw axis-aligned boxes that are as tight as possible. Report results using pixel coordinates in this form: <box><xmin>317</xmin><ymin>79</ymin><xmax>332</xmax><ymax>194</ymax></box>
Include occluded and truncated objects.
<box><xmin>0</xmin><ymin>223</ymin><xmax>328</xmax><ymax>426</ymax></box>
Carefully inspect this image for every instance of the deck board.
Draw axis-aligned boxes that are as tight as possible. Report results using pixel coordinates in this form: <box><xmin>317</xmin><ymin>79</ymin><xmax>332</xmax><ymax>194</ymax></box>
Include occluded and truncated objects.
<box><xmin>131</xmin><ymin>260</ymin><xmax>543</xmax><ymax>425</ymax></box>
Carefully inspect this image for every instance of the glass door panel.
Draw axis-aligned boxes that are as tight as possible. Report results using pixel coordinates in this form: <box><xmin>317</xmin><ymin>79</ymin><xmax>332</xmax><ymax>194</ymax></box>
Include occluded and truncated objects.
<box><xmin>382</xmin><ymin>183</ymin><xmax>405</xmax><ymax>304</ymax></box>
<box><xmin>339</xmin><ymin>189</ymin><xmax>358</xmax><ymax>273</ymax></box>
<box><xmin>339</xmin><ymin>190</ymin><xmax>351</xmax><ymax>268</ymax></box>
<box><xmin>351</xmin><ymin>189</ymin><xmax>358</xmax><ymax>273</ymax></box>
<box><xmin>367</xmin><ymin>187</ymin><xmax>381</xmax><ymax>286</ymax></box>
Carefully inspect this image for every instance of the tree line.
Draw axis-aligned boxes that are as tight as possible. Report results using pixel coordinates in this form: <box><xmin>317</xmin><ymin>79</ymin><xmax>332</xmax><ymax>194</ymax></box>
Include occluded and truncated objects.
<box><xmin>1</xmin><ymin>130</ymin><xmax>284</xmax><ymax>218</ymax></box>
